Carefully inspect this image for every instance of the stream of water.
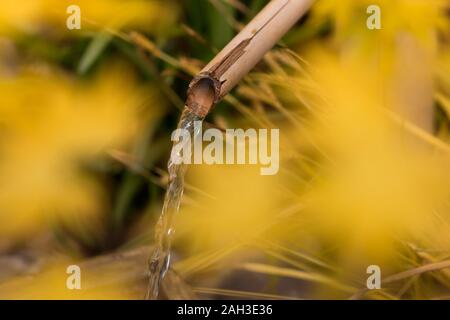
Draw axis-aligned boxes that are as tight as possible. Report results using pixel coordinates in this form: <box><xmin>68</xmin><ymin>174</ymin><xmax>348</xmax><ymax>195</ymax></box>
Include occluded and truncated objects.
<box><xmin>146</xmin><ymin>109</ymin><xmax>203</xmax><ymax>300</ymax></box>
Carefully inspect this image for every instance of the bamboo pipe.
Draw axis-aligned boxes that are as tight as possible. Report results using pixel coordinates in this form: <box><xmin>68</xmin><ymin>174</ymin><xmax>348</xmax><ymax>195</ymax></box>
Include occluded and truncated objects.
<box><xmin>186</xmin><ymin>0</ymin><xmax>313</xmax><ymax>117</ymax></box>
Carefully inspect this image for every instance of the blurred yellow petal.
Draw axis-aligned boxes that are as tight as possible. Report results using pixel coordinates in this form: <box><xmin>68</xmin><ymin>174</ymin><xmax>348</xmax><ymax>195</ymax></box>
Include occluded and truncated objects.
<box><xmin>0</xmin><ymin>0</ymin><xmax>178</xmax><ymax>35</ymax></box>
<box><xmin>0</xmin><ymin>65</ymin><xmax>161</xmax><ymax>238</ymax></box>
<box><xmin>0</xmin><ymin>261</ymin><xmax>131</xmax><ymax>299</ymax></box>
<box><xmin>289</xmin><ymin>49</ymin><xmax>450</xmax><ymax>264</ymax></box>
<box><xmin>176</xmin><ymin>165</ymin><xmax>282</xmax><ymax>252</ymax></box>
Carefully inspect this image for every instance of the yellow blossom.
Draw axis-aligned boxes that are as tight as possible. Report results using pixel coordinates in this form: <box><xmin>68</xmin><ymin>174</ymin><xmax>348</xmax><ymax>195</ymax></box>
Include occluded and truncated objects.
<box><xmin>0</xmin><ymin>65</ymin><xmax>161</xmax><ymax>237</ymax></box>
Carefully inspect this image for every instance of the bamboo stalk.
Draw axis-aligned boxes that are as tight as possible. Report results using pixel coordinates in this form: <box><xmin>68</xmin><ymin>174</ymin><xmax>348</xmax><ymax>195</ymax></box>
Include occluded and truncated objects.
<box><xmin>186</xmin><ymin>0</ymin><xmax>313</xmax><ymax>117</ymax></box>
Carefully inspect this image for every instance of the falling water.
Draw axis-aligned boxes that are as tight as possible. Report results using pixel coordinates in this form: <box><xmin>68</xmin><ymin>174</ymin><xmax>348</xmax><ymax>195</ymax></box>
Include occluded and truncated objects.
<box><xmin>146</xmin><ymin>109</ymin><xmax>203</xmax><ymax>300</ymax></box>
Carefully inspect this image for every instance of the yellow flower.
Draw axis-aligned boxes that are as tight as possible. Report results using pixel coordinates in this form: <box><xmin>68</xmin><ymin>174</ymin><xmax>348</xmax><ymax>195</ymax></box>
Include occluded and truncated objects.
<box><xmin>0</xmin><ymin>260</ymin><xmax>131</xmax><ymax>299</ymax></box>
<box><xmin>0</xmin><ymin>0</ymin><xmax>178</xmax><ymax>35</ymax></box>
<box><xmin>0</xmin><ymin>65</ymin><xmax>161</xmax><ymax>238</ymax></box>
<box><xmin>290</xmin><ymin>50</ymin><xmax>450</xmax><ymax>263</ymax></box>
<box><xmin>314</xmin><ymin>0</ymin><xmax>448</xmax><ymax>38</ymax></box>
<box><xmin>176</xmin><ymin>165</ymin><xmax>282</xmax><ymax>252</ymax></box>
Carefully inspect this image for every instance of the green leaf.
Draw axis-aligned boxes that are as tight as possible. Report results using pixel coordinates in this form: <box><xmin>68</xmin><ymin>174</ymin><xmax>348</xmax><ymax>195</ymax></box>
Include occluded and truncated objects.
<box><xmin>77</xmin><ymin>32</ymin><xmax>112</xmax><ymax>75</ymax></box>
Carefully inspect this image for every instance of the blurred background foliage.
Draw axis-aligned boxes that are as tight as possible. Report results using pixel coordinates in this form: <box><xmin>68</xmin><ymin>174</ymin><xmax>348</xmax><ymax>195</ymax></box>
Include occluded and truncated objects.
<box><xmin>0</xmin><ymin>0</ymin><xmax>449</xmax><ymax>299</ymax></box>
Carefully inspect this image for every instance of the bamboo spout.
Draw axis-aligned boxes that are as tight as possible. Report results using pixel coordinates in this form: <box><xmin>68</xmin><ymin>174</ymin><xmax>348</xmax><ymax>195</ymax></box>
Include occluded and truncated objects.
<box><xmin>186</xmin><ymin>0</ymin><xmax>313</xmax><ymax>117</ymax></box>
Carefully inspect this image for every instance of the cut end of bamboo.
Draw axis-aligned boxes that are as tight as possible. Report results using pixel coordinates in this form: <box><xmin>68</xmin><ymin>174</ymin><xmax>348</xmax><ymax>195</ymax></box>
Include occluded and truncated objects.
<box><xmin>186</xmin><ymin>74</ymin><xmax>221</xmax><ymax>118</ymax></box>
